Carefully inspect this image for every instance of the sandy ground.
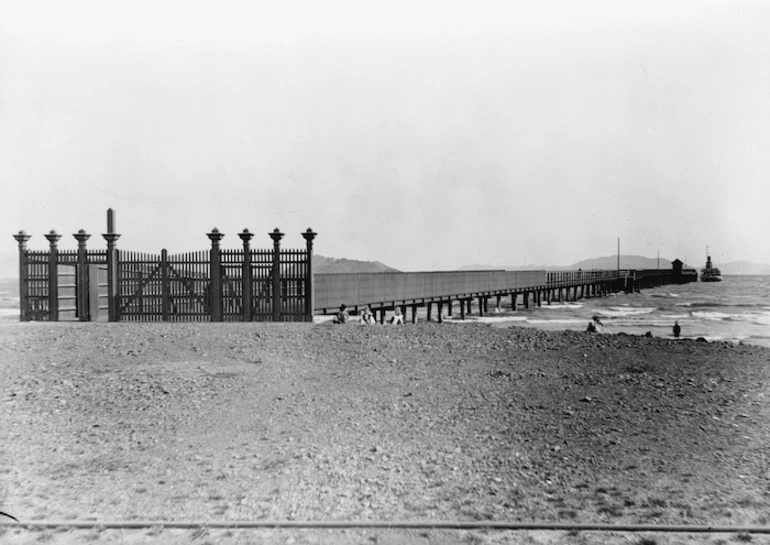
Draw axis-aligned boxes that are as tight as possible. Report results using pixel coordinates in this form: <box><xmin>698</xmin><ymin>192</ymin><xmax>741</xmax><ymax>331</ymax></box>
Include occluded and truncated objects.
<box><xmin>1</xmin><ymin>321</ymin><xmax>770</xmax><ymax>544</ymax></box>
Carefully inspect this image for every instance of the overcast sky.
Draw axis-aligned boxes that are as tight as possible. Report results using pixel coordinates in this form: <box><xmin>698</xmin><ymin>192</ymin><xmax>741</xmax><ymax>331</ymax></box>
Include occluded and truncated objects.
<box><xmin>2</xmin><ymin>1</ymin><xmax>768</xmax><ymax>271</ymax></box>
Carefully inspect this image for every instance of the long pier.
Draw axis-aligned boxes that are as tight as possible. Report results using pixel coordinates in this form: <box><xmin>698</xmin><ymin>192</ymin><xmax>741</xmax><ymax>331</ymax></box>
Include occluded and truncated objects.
<box><xmin>14</xmin><ymin>210</ymin><xmax>697</xmax><ymax>323</ymax></box>
<box><xmin>315</xmin><ymin>264</ymin><xmax>697</xmax><ymax>323</ymax></box>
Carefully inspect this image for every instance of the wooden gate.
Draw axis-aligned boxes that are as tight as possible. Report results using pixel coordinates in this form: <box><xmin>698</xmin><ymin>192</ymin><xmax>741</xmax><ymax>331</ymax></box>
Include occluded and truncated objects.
<box><xmin>88</xmin><ymin>264</ymin><xmax>110</xmax><ymax>322</ymax></box>
<box><xmin>219</xmin><ymin>249</ymin><xmax>281</xmax><ymax>322</ymax></box>
<box><xmin>279</xmin><ymin>248</ymin><xmax>309</xmax><ymax>321</ymax></box>
<box><xmin>248</xmin><ymin>249</ymin><xmax>276</xmax><ymax>321</ymax></box>
<box><xmin>24</xmin><ymin>251</ymin><xmax>52</xmax><ymax>321</ymax></box>
<box><xmin>19</xmin><ymin>250</ymin><xmax>101</xmax><ymax>321</ymax></box>
<box><xmin>13</xmin><ymin>216</ymin><xmax>317</xmax><ymax>323</ymax></box>
<box><xmin>118</xmin><ymin>250</ymin><xmax>212</xmax><ymax>321</ymax></box>
<box><xmin>117</xmin><ymin>245</ymin><xmax>312</xmax><ymax>322</ymax></box>
<box><xmin>57</xmin><ymin>263</ymin><xmax>77</xmax><ymax>320</ymax></box>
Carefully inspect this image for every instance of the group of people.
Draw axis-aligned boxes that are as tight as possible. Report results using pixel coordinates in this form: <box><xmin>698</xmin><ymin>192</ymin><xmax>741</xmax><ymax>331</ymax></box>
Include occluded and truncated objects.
<box><xmin>585</xmin><ymin>316</ymin><xmax>683</xmax><ymax>338</ymax></box>
<box><xmin>332</xmin><ymin>304</ymin><xmax>404</xmax><ymax>325</ymax></box>
<box><xmin>335</xmin><ymin>304</ymin><xmax>685</xmax><ymax>336</ymax></box>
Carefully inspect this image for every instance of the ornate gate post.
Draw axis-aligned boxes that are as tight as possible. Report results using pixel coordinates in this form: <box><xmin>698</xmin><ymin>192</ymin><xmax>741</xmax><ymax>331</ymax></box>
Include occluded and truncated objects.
<box><xmin>44</xmin><ymin>230</ymin><xmax>62</xmax><ymax>321</ymax></box>
<box><xmin>102</xmin><ymin>208</ymin><xmax>121</xmax><ymax>322</ymax></box>
<box><xmin>161</xmin><ymin>249</ymin><xmax>170</xmax><ymax>321</ymax></box>
<box><xmin>207</xmin><ymin>228</ymin><xmax>225</xmax><ymax>322</ymax></box>
<box><xmin>13</xmin><ymin>231</ymin><xmax>32</xmax><ymax>321</ymax></box>
<box><xmin>301</xmin><ymin>228</ymin><xmax>317</xmax><ymax>322</ymax></box>
<box><xmin>73</xmin><ymin>229</ymin><xmax>91</xmax><ymax>321</ymax></box>
<box><xmin>269</xmin><ymin>228</ymin><xmax>284</xmax><ymax>322</ymax></box>
<box><xmin>238</xmin><ymin>229</ymin><xmax>254</xmax><ymax>322</ymax></box>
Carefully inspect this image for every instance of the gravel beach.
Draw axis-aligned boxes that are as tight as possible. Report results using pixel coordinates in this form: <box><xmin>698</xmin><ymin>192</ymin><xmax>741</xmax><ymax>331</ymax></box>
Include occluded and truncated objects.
<box><xmin>2</xmin><ymin>321</ymin><xmax>769</xmax><ymax>544</ymax></box>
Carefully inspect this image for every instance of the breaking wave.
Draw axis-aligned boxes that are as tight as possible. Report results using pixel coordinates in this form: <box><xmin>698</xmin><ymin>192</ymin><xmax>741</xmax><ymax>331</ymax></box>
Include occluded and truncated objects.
<box><xmin>598</xmin><ymin>306</ymin><xmax>657</xmax><ymax>318</ymax></box>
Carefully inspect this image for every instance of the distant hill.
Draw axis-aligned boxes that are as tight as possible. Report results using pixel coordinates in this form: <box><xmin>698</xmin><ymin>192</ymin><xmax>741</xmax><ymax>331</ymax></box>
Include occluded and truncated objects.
<box><xmin>719</xmin><ymin>261</ymin><xmax>770</xmax><ymax>275</ymax></box>
<box><xmin>569</xmin><ymin>256</ymin><xmax>770</xmax><ymax>274</ymax></box>
<box><xmin>460</xmin><ymin>255</ymin><xmax>699</xmax><ymax>272</ymax></box>
<box><xmin>314</xmin><ymin>255</ymin><xmax>400</xmax><ymax>274</ymax></box>
<box><xmin>568</xmin><ymin>255</ymin><xmax>677</xmax><ymax>271</ymax></box>
<box><xmin>458</xmin><ymin>264</ymin><xmax>546</xmax><ymax>271</ymax></box>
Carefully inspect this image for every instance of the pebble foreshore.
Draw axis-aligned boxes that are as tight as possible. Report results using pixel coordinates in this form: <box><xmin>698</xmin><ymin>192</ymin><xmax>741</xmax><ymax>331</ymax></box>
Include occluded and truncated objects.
<box><xmin>2</xmin><ymin>322</ymin><xmax>769</xmax><ymax>545</ymax></box>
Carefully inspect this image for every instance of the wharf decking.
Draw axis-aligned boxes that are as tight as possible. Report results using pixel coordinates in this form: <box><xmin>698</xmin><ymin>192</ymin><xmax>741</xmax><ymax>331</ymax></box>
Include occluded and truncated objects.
<box><xmin>315</xmin><ymin>267</ymin><xmax>697</xmax><ymax>323</ymax></box>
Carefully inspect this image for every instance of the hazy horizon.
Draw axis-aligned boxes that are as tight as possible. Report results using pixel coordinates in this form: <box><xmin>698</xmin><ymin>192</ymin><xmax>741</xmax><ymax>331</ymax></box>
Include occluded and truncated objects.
<box><xmin>2</xmin><ymin>1</ymin><xmax>768</xmax><ymax>271</ymax></box>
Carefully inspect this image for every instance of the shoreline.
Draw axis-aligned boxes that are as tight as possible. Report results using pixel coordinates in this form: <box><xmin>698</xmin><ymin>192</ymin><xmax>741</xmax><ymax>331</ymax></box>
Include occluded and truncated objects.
<box><xmin>3</xmin><ymin>310</ymin><xmax>770</xmax><ymax>349</ymax></box>
<box><xmin>317</xmin><ymin>312</ymin><xmax>770</xmax><ymax>349</ymax></box>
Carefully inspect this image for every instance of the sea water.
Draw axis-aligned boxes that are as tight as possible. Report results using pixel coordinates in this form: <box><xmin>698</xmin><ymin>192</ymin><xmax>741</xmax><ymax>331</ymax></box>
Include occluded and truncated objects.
<box><xmin>453</xmin><ymin>275</ymin><xmax>770</xmax><ymax>349</ymax></box>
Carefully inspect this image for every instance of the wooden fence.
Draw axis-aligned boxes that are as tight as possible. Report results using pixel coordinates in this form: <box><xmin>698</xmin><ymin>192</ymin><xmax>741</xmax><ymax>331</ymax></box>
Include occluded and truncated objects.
<box><xmin>13</xmin><ymin>210</ymin><xmax>317</xmax><ymax>323</ymax></box>
<box><xmin>12</xmin><ymin>230</ymin><xmax>108</xmax><ymax>322</ymax></box>
<box><xmin>116</xmin><ymin>245</ymin><xmax>313</xmax><ymax>322</ymax></box>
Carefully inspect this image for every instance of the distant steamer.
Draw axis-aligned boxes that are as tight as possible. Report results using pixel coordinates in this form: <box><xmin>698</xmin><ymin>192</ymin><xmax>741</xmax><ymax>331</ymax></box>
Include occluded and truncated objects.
<box><xmin>700</xmin><ymin>254</ymin><xmax>722</xmax><ymax>282</ymax></box>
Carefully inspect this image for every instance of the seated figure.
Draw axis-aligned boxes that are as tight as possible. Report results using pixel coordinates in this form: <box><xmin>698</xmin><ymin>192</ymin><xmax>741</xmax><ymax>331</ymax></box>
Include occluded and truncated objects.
<box><xmin>332</xmin><ymin>304</ymin><xmax>349</xmax><ymax>324</ymax></box>
<box><xmin>390</xmin><ymin>307</ymin><xmax>404</xmax><ymax>325</ymax></box>
<box><xmin>361</xmin><ymin>306</ymin><xmax>375</xmax><ymax>325</ymax></box>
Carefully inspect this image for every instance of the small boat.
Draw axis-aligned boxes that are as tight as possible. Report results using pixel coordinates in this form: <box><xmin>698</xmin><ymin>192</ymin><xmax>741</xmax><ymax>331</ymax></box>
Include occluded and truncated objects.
<box><xmin>700</xmin><ymin>254</ymin><xmax>722</xmax><ymax>282</ymax></box>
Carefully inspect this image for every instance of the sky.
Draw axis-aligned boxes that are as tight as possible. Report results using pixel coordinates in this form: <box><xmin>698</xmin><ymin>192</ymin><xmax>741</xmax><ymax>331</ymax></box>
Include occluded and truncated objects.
<box><xmin>2</xmin><ymin>0</ymin><xmax>769</xmax><ymax>273</ymax></box>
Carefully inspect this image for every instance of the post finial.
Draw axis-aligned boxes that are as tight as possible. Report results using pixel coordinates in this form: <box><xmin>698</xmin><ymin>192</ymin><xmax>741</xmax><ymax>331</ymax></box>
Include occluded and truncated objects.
<box><xmin>13</xmin><ymin>230</ymin><xmax>32</xmax><ymax>249</ymax></box>
<box><xmin>238</xmin><ymin>228</ymin><xmax>254</xmax><ymax>243</ymax></box>
<box><xmin>73</xmin><ymin>229</ymin><xmax>91</xmax><ymax>244</ymax></box>
<box><xmin>302</xmin><ymin>228</ymin><xmax>317</xmax><ymax>244</ymax></box>
<box><xmin>207</xmin><ymin>228</ymin><xmax>225</xmax><ymax>244</ymax></box>
<box><xmin>44</xmin><ymin>230</ymin><xmax>62</xmax><ymax>245</ymax></box>
<box><xmin>269</xmin><ymin>228</ymin><xmax>285</xmax><ymax>244</ymax></box>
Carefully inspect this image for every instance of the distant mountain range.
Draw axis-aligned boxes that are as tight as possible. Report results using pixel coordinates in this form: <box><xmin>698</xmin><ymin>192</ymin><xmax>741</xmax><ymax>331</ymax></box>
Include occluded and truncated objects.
<box><xmin>459</xmin><ymin>255</ymin><xmax>770</xmax><ymax>275</ymax></box>
<box><xmin>459</xmin><ymin>255</ymin><xmax>685</xmax><ymax>271</ymax></box>
<box><xmin>314</xmin><ymin>255</ymin><xmax>400</xmax><ymax>274</ymax></box>
<box><xmin>315</xmin><ymin>254</ymin><xmax>770</xmax><ymax>275</ymax></box>
<box><xmin>718</xmin><ymin>261</ymin><xmax>770</xmax><ymax>275</ymax></box>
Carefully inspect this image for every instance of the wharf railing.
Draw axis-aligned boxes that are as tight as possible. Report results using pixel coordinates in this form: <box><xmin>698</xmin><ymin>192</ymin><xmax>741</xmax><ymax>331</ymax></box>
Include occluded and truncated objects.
<box><xmin>315</xmin><ymin>270</ymin><xmax>547</xmax><ymax>313</ymax></box>
<box><xmin>546</xmin><ymin>270</ymin><xmax>619</xmax><ymax>285</ymax></box>
<box><xmin>316</xmin><ymin>265</ymin><xmax>696</xmax><ymax>314</ymax></box>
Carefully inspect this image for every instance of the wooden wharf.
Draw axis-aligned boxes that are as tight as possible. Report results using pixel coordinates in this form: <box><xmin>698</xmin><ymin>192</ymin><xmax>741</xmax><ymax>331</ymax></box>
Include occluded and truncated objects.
<box><xmin>13</xmin><ymin>209</ymin><xmax>697</xmax><ymax>323</ymax></box>
<box><xmin>315</xmin><ymin>264</ymin><xmax>697</xmax><ymax>324</ymax></box>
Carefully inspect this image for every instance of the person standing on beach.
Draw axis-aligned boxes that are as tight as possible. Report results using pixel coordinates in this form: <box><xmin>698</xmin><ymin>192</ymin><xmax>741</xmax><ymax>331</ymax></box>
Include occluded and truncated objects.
<box><xmin>673</xmin><ymin>321</ymin><xmax>681</xmax><ymax>338</ymax></box>
<box><xmin>591</xmin><ymin>315</ymin><xmax>604</xmax><ymax>332</ymax></box>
